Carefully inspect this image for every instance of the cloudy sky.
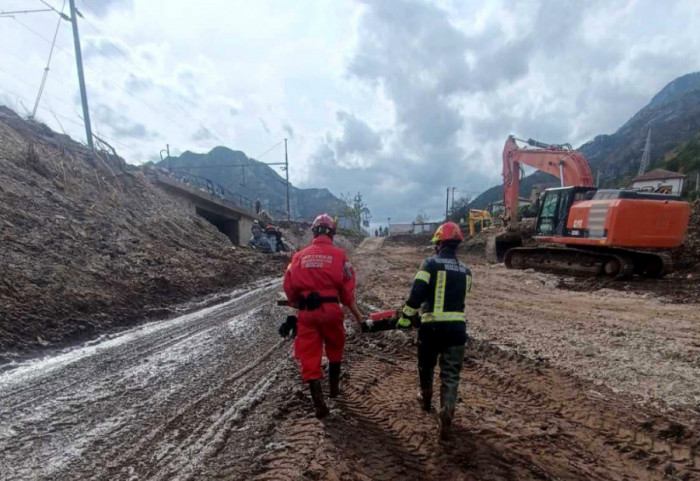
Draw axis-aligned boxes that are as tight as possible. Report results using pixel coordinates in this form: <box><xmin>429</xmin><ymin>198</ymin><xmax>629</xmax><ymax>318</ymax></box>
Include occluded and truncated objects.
<box><xmin>1</xmin><ymin>0</ymin><xmax>700</xmax><ymax>223</ymax></box>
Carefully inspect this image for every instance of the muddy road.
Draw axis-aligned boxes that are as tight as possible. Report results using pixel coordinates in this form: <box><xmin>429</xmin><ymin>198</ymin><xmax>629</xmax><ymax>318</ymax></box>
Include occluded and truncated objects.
<box><xmin>2</xmin><ymin>239</ymin><xmax>700</xmax><ymax>480</ymax></box>
<box><xmin>0</xmin><ymin>278</ymin><xmax>288</xmax><ymax>480</ymax></box>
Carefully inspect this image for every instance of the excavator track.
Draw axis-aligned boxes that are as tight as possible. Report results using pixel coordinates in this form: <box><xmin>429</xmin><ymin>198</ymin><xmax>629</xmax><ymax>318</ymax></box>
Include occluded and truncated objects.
<box><xmin>504</xmin><ymin>247</ymin><xmax>643</xmax><ymax>280</ymax></box>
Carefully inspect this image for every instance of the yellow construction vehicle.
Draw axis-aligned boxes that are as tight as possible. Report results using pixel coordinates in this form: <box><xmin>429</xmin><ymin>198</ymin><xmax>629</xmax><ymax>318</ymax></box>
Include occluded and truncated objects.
<box><xmin>466</xmin><ymin>209</ymin><xmax>493</xmax><ymax>235</ymax></box>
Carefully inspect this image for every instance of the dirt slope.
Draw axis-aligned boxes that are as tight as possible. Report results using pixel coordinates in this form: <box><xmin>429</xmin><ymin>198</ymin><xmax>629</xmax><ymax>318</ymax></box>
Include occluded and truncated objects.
<box><xmin>0</xmin><ymin>107</ymin><xmax>284</xmax><ymax>362</ymax></box>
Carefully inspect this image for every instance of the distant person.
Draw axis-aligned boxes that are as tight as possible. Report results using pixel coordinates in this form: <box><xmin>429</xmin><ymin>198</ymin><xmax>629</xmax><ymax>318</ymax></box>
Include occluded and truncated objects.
<box><xmin>274</xmin><ymin>229</ymin><xmax>284</xmax><ymax>252</ymax></box>
<box><xmin>281</xmin><ymin>214</ymin><xmax>363</xmax><ymax>418</ymax></box>
<box><xmin>375</xmin><ymin>229</ymin><xmax>379</xmax><ymax>237</ymax></box>
<box><xmin>251</xmin><ymin>220</ymin><xmax>262</xmax><ymax>239</ymax></box>
<box><xmin>255</xmin><ymin>199</ymin><xmax>261</xmax><ymax>214</ymax></box>
<box><xmin>265</xmin><ymin>224</ymin><xmax>277</xmax><ymax>252</ymax></box>
<box><xmin>378</xmin><ymin>225</ymin><xmax>383</xmax><ymax>236</ymax></box>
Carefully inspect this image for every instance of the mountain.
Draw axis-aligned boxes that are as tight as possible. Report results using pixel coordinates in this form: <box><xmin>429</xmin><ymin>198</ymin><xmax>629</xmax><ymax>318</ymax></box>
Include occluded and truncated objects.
<box><xmin>469</xmin><ymin>72</ymin><xmax>700</xmax><ymax>209</ymax></box>
<box><xmin>157</xmin><ymin>146</ymin><xmax>346</xmax><ymax>221</ymax></box>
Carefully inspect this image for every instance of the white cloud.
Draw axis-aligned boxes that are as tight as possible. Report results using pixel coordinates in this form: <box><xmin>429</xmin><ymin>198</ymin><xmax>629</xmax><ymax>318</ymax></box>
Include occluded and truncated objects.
<box><xmin>1</xmin><ymin>0</ymin><xmax>699</xmax><ymax>222</ymax></box>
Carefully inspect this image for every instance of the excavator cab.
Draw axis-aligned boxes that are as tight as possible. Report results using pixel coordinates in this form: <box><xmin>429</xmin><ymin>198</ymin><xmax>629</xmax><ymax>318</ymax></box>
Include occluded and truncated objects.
<box><xmin>535</xmin><ymin>187</ymin><xmax>596</xmax><ymax>237</ymax></box>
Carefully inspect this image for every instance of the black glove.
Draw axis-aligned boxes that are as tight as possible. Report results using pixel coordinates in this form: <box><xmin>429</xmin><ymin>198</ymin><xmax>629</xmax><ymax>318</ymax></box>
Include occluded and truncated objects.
<box><xmin>279</xmin><ymin>315</ymin><xmax>297</xmax><ymax>339</ymax></box>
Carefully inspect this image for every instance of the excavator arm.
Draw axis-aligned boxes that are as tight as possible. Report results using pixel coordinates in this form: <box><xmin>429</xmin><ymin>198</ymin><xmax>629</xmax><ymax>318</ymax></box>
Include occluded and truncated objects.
<box><xmin>502</xmin><ymin>135</ymin><xmax>594</xmax><ymax>225</ymax></box>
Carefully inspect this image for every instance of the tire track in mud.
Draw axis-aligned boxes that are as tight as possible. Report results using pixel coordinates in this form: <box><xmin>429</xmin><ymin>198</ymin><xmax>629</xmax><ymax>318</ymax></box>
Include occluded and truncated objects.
<box><xmin>0</xmin><ymin>279</ymin><xmax>288</xmax><ymax>481</ymax></box>
<box><xmin>72</xmin><ymin>311</ymin><xmax>288</xmax><ymax>480</ymax></box>
<box><xmin>0</xmin><ymin>279</ymin><xmax>280</xmax><ymax>411</ymax></box>
<box><xmin>463</xmin><ymin>341</ymin><xmax>700</xmax><ymax>479</ymax></box>
<box><xmin>252</xmin><ymin>330</ymin><xmax>700</xmax><ymax>481</ymax></box>
<box><xmin>121</xmin><ymin>339</ymin><xmax>288</xmax><ymax>481</ymax></box>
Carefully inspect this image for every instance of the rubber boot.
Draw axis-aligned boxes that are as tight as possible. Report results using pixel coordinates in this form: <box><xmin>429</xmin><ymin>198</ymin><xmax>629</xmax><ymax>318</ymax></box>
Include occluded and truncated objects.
<box><xmin>329</xmin><ymin>362</ymin><xmax>341</xmax><ymax>398</ymax></box>
<box><xmin>308</xmin><ymin>380</ymin><xmax>329</xmax><ymax>419</ymax></box>
<box><xmin>438</xmin><ymin>406</ymin><xmax>455</xmax><ymax>441</ymax></box>
<box><xmin>437</xmin><ymin>345</ymin><xmax>464</xmax><ymax>441</ymax></box>
<box><xmin>438</xmin><ymin>381</ymin><xmax>457</xmax><ymax>440</ymax></box>
<box><xmin>418</xmin><ymin>367</ymin><xmax>434</xmax><ymax>412</ymax></box>
<box><xmin>416</xmin><ymin>388</ymin><xmax>432</xmax><ymax>412</ymax></box>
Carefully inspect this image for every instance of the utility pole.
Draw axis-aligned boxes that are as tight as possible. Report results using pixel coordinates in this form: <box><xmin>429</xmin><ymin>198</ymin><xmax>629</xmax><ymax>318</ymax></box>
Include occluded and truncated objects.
<box><xmin>284</xmin><ymin>138</ymin><xmax>290</xmax><ymax>222</ymax></box>
<box><xmin>68</xmin><ymin>0</ymin><xmax>92</xmax><ymax>148</ymax></box>
<box><xmin>451</xmin><ymin>187</ymin><xmax>456</xmax><ymax>215</ymax></box>
<box><xmin>638</xmin><ymin>129</ymin><xmax>651</xmax><ymax>175</ymax></box>
<box><xmin>446</xmin><ymin>188</ymin><xmax>450</xmax><ymax>220</ymax></box>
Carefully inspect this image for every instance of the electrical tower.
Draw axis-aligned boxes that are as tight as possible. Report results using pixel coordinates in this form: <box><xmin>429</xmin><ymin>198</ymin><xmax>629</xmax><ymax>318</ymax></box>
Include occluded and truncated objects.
<box><xmin>638</xmin><ymin>129</ymin><xmax>651</xmax><ymax>175</ymax></box>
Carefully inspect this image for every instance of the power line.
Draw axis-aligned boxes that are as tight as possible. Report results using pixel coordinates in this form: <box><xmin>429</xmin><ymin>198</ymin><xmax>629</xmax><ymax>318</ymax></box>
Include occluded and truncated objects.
<box><xmin>0</xmin><ymin>83</ymin><xmax>126</xmax><ymax>150</ymax></box>
<box><xmin>76</xmin><ymin>0</ymin><xmax>229</xmax><ymax>144</ymax></box>
<box><xmin>0</xmin><ymin>8</ymin><xmax>53</xmax><ymax>17</ymax></box>
<box><xmin>253</xmin><ymin>139</ymin><xmax>285</xmax><ymax>160</ymax></box>
<box><xmin>9</xmin><ymin>14</ymin><xmax>200</xmax><ymax>139</ymax></box>
<box><xmin>4</xmin><ymin>5</ymin><xmax>232</xmax><ymax>157</ymax></box>
<box><xmin>37</xmin><ymin>0</ymin><xmax>69</xmax><ymax>20</ymax></box>
<box><xmin>0</xmin><ymin>83</ymin><xmax>141</xmax><ymax>153</ymax></box>
<box><xmin>0</xmin><ymin>67</ymin><xmax>76</xmax><ymax>110</ymax></box>
<box><xmin>32</xmin><ymin>0</ymin><xmax>67</xmax><ymax>118</ymax></box>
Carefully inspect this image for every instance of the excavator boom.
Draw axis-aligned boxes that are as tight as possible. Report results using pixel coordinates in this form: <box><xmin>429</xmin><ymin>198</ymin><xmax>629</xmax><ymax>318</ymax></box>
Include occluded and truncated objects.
<box><xmin>502</xmin><ymin>135</ymin><xmax>594</xmax><ymax>225</ymax></box>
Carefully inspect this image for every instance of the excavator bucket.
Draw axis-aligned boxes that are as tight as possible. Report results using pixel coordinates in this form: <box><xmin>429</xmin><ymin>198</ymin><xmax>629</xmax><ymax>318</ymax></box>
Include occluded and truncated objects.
<box><xmin>493</xmin><ymin>231</ymin><xmax>523</xmax><ymax>262</ymax></box>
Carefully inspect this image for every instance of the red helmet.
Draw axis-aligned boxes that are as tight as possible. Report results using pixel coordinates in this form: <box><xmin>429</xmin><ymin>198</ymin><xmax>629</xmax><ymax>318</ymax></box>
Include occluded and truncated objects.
<box><xmin>431</xmin><ymin>222</ymin><xmax>463</xmax><ymax>244</ymax></box>
<box><xmin>312</xmin><ymin>213</ymin><xmax>337</xmax><ymax>236</ymax></box>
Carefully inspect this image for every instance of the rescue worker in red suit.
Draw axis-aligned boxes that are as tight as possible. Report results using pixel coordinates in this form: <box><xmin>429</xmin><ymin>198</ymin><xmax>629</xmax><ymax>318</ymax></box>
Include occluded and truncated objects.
<box><xmin>282</xmin><ymin>214</ymin><xmax>363</xmax><ymax>418</ymax></box>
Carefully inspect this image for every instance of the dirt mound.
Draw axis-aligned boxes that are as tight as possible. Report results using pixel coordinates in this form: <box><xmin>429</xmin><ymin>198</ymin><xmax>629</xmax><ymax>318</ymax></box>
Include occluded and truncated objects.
<box><xmin>278</xmin><ymin>221</ymin><xmax>359</xmax><ymax>253</ymax></box>
<box><xmin>674</xmin><ymin>199</ymin><xmax>700</xmax><ymax>270</ymax></box>
<box><xmin>384</xmin><ymin>232</ymin><xmax>433</xmax><ymax>247</ymax></box>
<box><xmin>0</xmin><ymin>107</ymin><xmax>285</xmax><ymax>362</ymax></box>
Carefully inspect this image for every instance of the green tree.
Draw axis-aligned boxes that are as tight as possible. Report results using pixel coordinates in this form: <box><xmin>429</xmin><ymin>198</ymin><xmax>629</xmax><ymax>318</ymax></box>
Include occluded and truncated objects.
<box><xmin>450</xmin><ymin>195</ymin><xmax>473</xmax><ymax>223</ymax></box>
<box><xmin>339</xmin><ymin>192</ymin><xmax>371</xmax><ymax>235</ymax></box>
<box><xmin>414</xmin><ymin>210</ymin><xmax>428</xmax><ymax>224</ymax></box>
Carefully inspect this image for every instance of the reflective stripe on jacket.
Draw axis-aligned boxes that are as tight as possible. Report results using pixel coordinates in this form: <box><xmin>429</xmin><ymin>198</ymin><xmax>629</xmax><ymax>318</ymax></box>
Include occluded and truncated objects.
<box><xmin>403</xmin><ymin>248</ymin><xmax>472</xmax><ymax>324</ymax></box>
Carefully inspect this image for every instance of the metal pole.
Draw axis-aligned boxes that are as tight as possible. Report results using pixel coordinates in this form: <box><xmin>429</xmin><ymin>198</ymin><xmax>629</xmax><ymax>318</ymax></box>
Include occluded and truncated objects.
<box><xmin>451</xmin><ymin>187</ymin><xmax>455</xmax><ymax>214</ymax></box>
<box><xmin>68</xmin><ymin>0</ymin><xmax>92</xmax><ymax>148</ymax></box>
<box><xmin>285</xmin><ymin>138</ymin><xmax>290</xmax><ymax>222</ymax></box>
<box><xmin>558</xmin><ymin>161</ymin><xmax>565</xmax><ymax>187</ymax></box>
<box><xmin>445</xmin><ymin>187</ymin><xmax>449</xmax><ymax>220</ymax></box>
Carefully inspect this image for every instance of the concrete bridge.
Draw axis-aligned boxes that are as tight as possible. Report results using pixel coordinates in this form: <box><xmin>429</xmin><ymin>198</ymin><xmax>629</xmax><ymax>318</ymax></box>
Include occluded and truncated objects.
<box><xmin>156</xmin><ymin>174</ymin><xmax>256</xmax><ymax>246</ymax></box>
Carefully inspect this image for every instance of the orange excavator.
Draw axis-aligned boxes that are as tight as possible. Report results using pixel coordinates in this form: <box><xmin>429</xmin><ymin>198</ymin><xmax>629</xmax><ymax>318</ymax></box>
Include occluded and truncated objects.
<box><xmin>498</xmin><ymin>135</ymin><xmax>690</xmax><ymax>278</ymax></box>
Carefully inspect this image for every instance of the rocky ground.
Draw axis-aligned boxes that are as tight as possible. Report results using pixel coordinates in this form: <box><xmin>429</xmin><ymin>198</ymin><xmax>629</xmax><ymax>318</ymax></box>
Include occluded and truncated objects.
<box><xmin>0</xmin><ymin>107</ymin><xmax>286</xmax><ymax>363</ymax></box>
<box><xmin>3</xmin><ymin>236</ymin><xmax>699</xmax><ymax>480</ymax></box>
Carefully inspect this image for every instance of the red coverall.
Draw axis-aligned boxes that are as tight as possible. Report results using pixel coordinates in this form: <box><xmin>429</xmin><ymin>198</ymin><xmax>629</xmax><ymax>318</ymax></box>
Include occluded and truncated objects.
<box><xmin>283</xmin><ymin>235</ymin><xmax>356</xmax><ymax>381</ymax></box>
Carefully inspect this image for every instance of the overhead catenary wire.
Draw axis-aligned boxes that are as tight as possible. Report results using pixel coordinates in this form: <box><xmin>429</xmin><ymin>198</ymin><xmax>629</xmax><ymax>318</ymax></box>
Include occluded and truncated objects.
<box><xmin>38</xmin><ymin>0</ymin><xmax>69</xmax><ymax>19</ymax></box>
<box><xmin>253</xmin><ymin>139</ymin><xmax>285</xmax><ymax>161</ymax></box>
<box><xmin>0</xmin><ymin>8</ymin><xmax>53</xmax><ymax>17</ymax></box>
<box><xmin>4</xmin><ymin>3</ymin><xmax>246</xmax><ymax>161</ymax></box>
<box><xmin>75</xmin><ymin>0</ymin><xmax>230</xmax><ymax>144</ymax></box>
<box><xmin>0</xmin><ymin>83</ymin><xmax>142</xmax><ymax>154</ymax></box>
<box><xmin>172</xmin><ymin>140</ymin><xmax>288</xmax><ymax>169</ymax></box>
<box><xmin>9</xmin><ymin>13</ymin><xmax>210</xmax><ymax>141</ymax></box>
<box><xmin>32</xmin><ymin>0</ymin><xmax>67</xmax><ymax>118</ymax></box>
